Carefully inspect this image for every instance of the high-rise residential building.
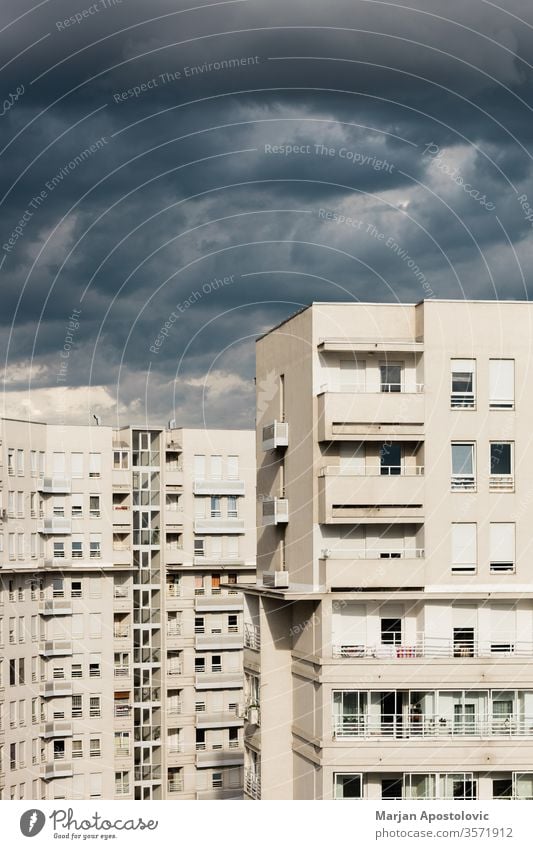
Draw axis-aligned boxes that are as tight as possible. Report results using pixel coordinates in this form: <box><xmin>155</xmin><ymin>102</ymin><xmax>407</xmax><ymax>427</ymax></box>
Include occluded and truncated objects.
<box><xmin>0</xmin><ymin>420</ymin><xmax>255</xmax><ymax>801</ymax></box>
<box><xmin>244</xmin><ymin>299</ymin><xmax>533</xmax><ymax>801</ymax></box>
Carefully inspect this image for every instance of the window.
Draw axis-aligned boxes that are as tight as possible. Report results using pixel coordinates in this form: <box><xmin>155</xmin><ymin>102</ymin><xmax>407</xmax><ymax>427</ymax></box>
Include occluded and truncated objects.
<box><xmin>451</xmin><ymin>523</ymin><xmax>477</xmax><ymax>573</ymax></box>
<box><xmin>212</xmin><ymin>771</ymin><xmax>223</xmax><ymax>788</ymax></box>
<box><xmin>450</xmin><ymin>360</ymin><xmax>476</xmax><ymax>409</ymax></box>
<box><xmin>489</xmin><ymin>359</ymin><xmax>514</xmax><ymax>409</ymax></box>
<box><xmin>210</xmin><ymin>496</ymin><xmax>221</xmax><ymax>518</ymax></box>
<box><xmin>490</xmin><ymin>443</ymin><xmax>514</xmax><ymax>490</ymax></box>
<box><xmin>334</xmin><ymin>773</ymin><xmax>363</xmax><ymax>800</ymax></box>
<box><xmin>380</xmin><ymin>361</ymin><xmax>402</xmax><ymax>393</ymax></box>
<box><xmin>451</xmin><ymin>443</ymin><xmax>475</xmax><ymax>490</ymax></box>
<box><xmin>7</xmin><ymin>449</ymin><xmax>14</xmax><ymax>475</ymax></box>
<box><xmin>453</xmin><ymin>627</ymin><xmax>475</xmax><ymax>657</ymax></box>
<box><xmin>72</xmin><ymin>538</ymin><xmax>83</xmax><ymax>559</ymax></box>
<box><xmin>210</xmin><ymin>455</ymin><xmax>222</xmax><ymax>479</ymax></box>
<box><xmin>89</xmin><ymin>613</ymin><xmax>102</xmax><ymax>638</ymax></box>
<box><xmin>53</xmin><ymin>740</ymin><xmax>65</xmax><ymax>761</ymax></box>
<box><xmin>72</xmin><ymin>740</ymin><xmax>83</xmax><ymax>759</ymax></box>
<box><xmin>89</xmin><ymin>738</ymin><xmax>101</xmax><ymax>758</ymax></box>
<box><xmin>89</xmin><ymin>696</ymin><xmax>101</xmax><ymax>718</ymax></box>
<box><xmin>115</xmin><ymin>770</ymin><xmax>130</xmax><ymax>795</ymax></box>
<box><xmin>17</xmin><ymin>449</ymin><xmax>24</xmax><ymax>475</ymax></box>
<box><xmin>72</xmin><ymin>696</ymin><xmax>82</xmax><ymax>719</ymax></box>
<box><xmin>53</xmin><ymin>496</ymin><xmax>64</xmax><ymax>517</ymax></box>
<box><xmin>71</xmin><ymin>580</ymin><xmax>82</xmax><ymax>598</ymax></box>
<box><xmin>490</xmin><ymin>523</ymin><xmax>515</xmax><ymax>574</ymax></box>
<box><xmin>52</xmin><ymin>452</ymin><xmax>65</xmax><ymax>478</ymax></box>
<box><xmin>194</xmin><ymin>538</ymin><xmax>205</xmax><ymax>557</ymax></box>
<box><xmin>193</xmin><ymin>455</ymin><xmax>205</xmax><ymax>479</ymax></box>
<box><xmin>30</xmin><ymin>451</ymin><xmax>37</xmax><ymax>476</ymax></box>
<box><xmin>195</xmin><ymin>657</ymin><xmax>205</xmax><ymax>673</ymax></box>
<box><xmin>211</xmin><ymin>654</ymin><xmax>222</xmax><ymax>672</ymax></box>
<box><xmin>380</xmin><ymin>442</ymin><xmax>402</xmax><ymax>476</ymax></box>
<box><xmin>381</xmin><ymin>618</ymin><xmax>402</xmax><ymax>645</ymax></box>
<box><xmin>89</xmin><ymin>453</ymin><xmax>101</xmax><ymax>477</ymax></box>
<box><xmin>89</xmin><ymin>654</ymin><xmax>101</xmax><ymax>676</ymax></box>
<box><xmin>53</xmin><ymin>541</ymin><xmax>65</xmax><ymax>559</ymax></box>
<box><xmin>7</xmin><ymin>491</ymin><xmax>14</xmax><ymax>517</ymax></box>
<box><xmin>71</xmin><ymin>494</ymin><xmax>83</xmax><ymax>517</ymax></box>
<box><xmin>90</xmin><ymin>535</ymin><xmax>101</xmax><ymax>559</ymax></box>
<box><xmin>227</xmin><ymin>496</ymin><xmax>238</xmax><ymax>518</ymax></box>
<box><xmin>113</xmin><ymin>451</ymin><xmax>129</xmax><ymax>470</ymax></box>
<box><xmin>227</xmin><ymin>455</ymin><xmax>239</xmax><ymax>479</ymax></box>
<box><xmin>16</xmin><ymin>491</ymin><xmax>24</xmax><ymax>517</ymax></box>
<box><xmin>89</xmin><ymin>495</ymin><xmax>100</xmax><ymax>518</ymax></box>
<box><xmin>228</xmin><ymin>614</ymin><xmax>238</xmax><ymax>633</ymax></box>
<box><xmin>71</xmin><ymin>453</ymin><xmax>83</xmax><ymax>478</ymax></box>
<box><xmin>71</xmin><ymin>662</ymin><xmax>82</xmax><ymax>679</ymax></box>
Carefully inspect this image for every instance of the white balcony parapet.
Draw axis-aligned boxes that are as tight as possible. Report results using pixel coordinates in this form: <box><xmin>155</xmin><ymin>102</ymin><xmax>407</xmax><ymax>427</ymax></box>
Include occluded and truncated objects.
<box><xmin>333</xmin><ymin>714</ymin><xmax>533</xmax><ymax>739</ymax></box>
<box><xmin>39</xmin><ymin>518</ymin><xmax>72</xmax><ymax>534</ymax></box>
<box><xmin>193</xmin><ymin>478</ymin><xmax>245</xmax><ymax>496</ymax></box>
<box><xmin>262</xmin><ymin>420</ymin><xmax>289</xmax><ymax>451</ymax></box>
<box><xmin>320</xmin><ymin>465</ymin><xmax>424</xmax><ymax>477</ymax></box>
<box><xmin>194</xmin><ymin>517</ymin><xmax>245</xmax><ymax>534</ymax></box>
<box><xmin>38</xmin><ymin>478</ymin><xmax>71</xmax><ymax>494</ymax></box>
<box><xmin>321</xmin><ymin>382</ymin><xmax>424</xmax><ymax>394</ymax></box>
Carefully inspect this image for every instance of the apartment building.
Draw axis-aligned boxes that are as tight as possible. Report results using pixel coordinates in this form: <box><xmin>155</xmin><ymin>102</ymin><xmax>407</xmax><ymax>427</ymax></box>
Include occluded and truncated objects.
<box><xmin>0</xmin><ymin>420</ymin><xmax>255</xmax><ymax>801</ymax></box>
<box><xmin>244</xmin><ymin>299</ymin><xmax>533</xmax><ymax>801</ymax></box>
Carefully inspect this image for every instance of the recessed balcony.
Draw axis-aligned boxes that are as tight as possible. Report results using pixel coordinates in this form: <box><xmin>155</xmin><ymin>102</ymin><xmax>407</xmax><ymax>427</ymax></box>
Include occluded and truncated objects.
<box><xmin>112</xmin><ymin>508</ymin><xmax>132</xmax><ymax>527</ymax></box>
<box><xmin>166</xmin><ymin>469</ymin><xmax>184</xmax><ymax>487</ymax></box>
<box><xmin>193</xmin><ymin>478</ymin><xmax>245</xmax><ymax>496</ymax></box>
<box><xmin>318</xmin><ymin>468</ymin><xmax>424</xmax><ymax>524</ymax></box>
<box><xmin>262</xmin><ymin>420</ymin><xmax>289</xmax><ymax>451</ymax></box>
<box><xmin>261</xmin><ymin>497</ymin><xmax>289</xmax><ymax>526</ymax></box>
<box><xmin>317</xmin><ymin>389</ymin><xmax>424</xmax><ymax>442</ymax></box>
<box><xmin>320</xmin><ymin>548</ymin><xmax>425</xmax><ymax>589</ymax></box>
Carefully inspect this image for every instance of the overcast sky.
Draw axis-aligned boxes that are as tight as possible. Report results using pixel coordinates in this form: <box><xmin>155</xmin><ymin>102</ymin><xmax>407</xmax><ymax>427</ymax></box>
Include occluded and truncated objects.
<box><xmin>1</xmin><ymin>0</ymin><xmax>533</xmax><ymax>428</ymax></box>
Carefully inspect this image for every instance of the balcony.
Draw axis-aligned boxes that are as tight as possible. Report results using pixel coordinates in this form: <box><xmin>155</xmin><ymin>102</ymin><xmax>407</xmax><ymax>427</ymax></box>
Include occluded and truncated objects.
<box><xmin>112</xmin><ymin>547</ymin><xmax>132</xmax><ymax>566</ymax></box>
<box><xmin>331</xmin><ymin>637</ymin><xmax>533</xmax><ymax>660</ymax></box>
<box><xmin>39</xmin><ymin>518</ymin><xmax>72</xmax><ymax>534</ymax></box>
<box><xmin>261</xmin><ymin>497</ymin><xmax>289</xmax><ymax>526</ymax></box>
<box><xmin>196</xmin><ymin>747</ymin><xmax>243</xmax><ymax>768</ymax></box>
<box><xmin>195</xmin><ymin>671</ymin><xmax>243</xmax><ymax>690</ymax></box>
<box><xmin>317</xmin><ymin>389</ymin><xmax>424</xmax><ymax>442</ymax></box>
<box><xmin>38</xmin><ymin>477</ymin><xmax>71</xmax><ymax>494</ymax></box>
<box><xmin>112</xmin><ymin>469</ymin><xmax>130</xmax><ymax>488</ymax></box>
<box><xmin>245</xmin><ymin>770</ymin><xmax>261</xmax><ymax>800</ymax></box>
<box><xmin>195</xmin><ymin>630</ymin><xmax>243</xmax><ymax>650</ymax></box>
<box><xmin>114</xmin><ymin>704</ymin><xmax>132</xmax><ymax>720</ymax></box>
<box><xmin>165</xmin><ymin>469</ymin><xmax>184</xmax><ymax>487</ymax></box>
<box><xmin>114</xmin><ymin>665</ymin><xmax>131</xmax><ymax>680</ymax></box>
<box><xmin>196</xmin><ymin>709</ymin><xmax>243</xmax><ymax>729</ymax></box>
<box><xmin>41</xmin><ymin>680</ymin><xmax>73</xmax><ymax>698</ymax></box>
<box><xmin>112</xmin><ymin>508</ymin><xmax>132</xmax><ymax>527</ymax></box>
<box><xmin>320</xmin><ymin>548</ymin><xmax>425</xmax><ymax>589</ymax></box>
<box><xmin>262</xmin><ymin>420</ymin><xmax>289</xmax><ymax>451</ymax></box>
<box><xmin>194</xmin><ymin>592</ymin><xmax>243</xmax><ymax>612</ymax></box>
<box><xmin>167</xmin><ymin>777</ymin><xmax>184</xmax><ymax>794</ymax></box>
<box><xmin>165</xmin><ymin>547</ymin><xmax>184</xmax><ymax>566</ymax></box>
<box><xmin>39</xmin><ymin>599</ymin><xmax>72</xmax><ymax>616</ymax></box>
<box><xmin>41</xmin><ymin>760</ymin><xmax>73</xmax><ymax>780</ymax></box>
<box><xmin>194</xmin><ymin>517</ymin><xmax>245</xmax><ymax>534</ymax></box>
<box><xmin>193</xmin><ymin>478</ymin><xmax>245</xmax><ymax>496</ymax></box>
<box><xmin>113</xmin><ymin>624</ymin><xmax>131</xmax><ymax>640</ymax></box>
<box><xmin>39</xmin><ymin>640</ymin><xmax>73</xmax><ymax>657</ymax></box>
<box><xmin>113</xmin><ymin>588</ymin><xmax>131</xmax><ymax>611</ymax></box>
<box><xmin>165</xmin><ymin>511</ymin><xmax>184</xmax><ymax>528</ymax></box>
<box><xmin>244</xmin><ymin>623</ymin><xmax>261</xmax><ymax>651</ymax></box>
<box><xmin>318</xmin><ymin>468</ymin><xmax>424</xmax><ymax>524</ymax></box>
<box><xmin>332</xmin><ymin>714</ymin><xmax>533</xmax><ymax>740</ymax></box>
<box><xmin>39</xmin><ymin>721</ymin><xmax>73</xmax><ymax>738</ymax></box>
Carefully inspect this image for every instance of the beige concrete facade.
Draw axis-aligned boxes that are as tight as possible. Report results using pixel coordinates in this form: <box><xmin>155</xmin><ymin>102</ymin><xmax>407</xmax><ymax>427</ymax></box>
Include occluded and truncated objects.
<box><xmin>244</xmin><ymin>300</ymin><xmax>533</xmax><ymax>801</ymax></box>
<box><xmin>0</xmin><ymin>420</ymin><xmax>255</xmax><ymax>800</ymax></box>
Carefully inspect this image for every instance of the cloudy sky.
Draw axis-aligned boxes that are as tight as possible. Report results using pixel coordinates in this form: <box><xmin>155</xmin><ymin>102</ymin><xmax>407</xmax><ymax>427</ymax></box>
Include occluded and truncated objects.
<box><xmin>1</xmin><ymin>0</ymin><xmax>533</xmax><ymax>428</ymax></box>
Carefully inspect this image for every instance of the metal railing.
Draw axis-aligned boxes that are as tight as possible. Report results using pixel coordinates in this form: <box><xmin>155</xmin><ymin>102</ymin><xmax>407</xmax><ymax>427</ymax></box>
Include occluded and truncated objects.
<box><xmin>245</xmin><ymin>770</ymin><xmax>261</xmax><ymax>799</ymax></box>
<box><xmin>450</xmin><ymin>392</ymin><xmax>475</xmax><ymax>408</ymax></box>
<box><xmin>331</xmin><ymin>636</ymin><xmax>533</xmax><ymax>659</ymax></box>
<box><xmin>167</xmin><ymin>777</ymin><xmax>183</xmax><ymax>793</ymax></box>
<box><xmin>113</xmin><ymin>625</ymin><xmax>130</xmax><ymax>639</ymax></box>
<box><xmin>322</xmin><ymin>547</ymin><xmax>424</xmax><ymax>560</ymax></box>
<box><xmin>320</xmin><ymin>465</ymin><xmax>424</xmax><ymax>477</ymax></box>
<box><xmin>244</xmin><ymin>623</ymin><xmax>261</xmax><ymax>650</ymax></box>
<box><xmin>333</xmin><ymin>714</ymin><xmax>533</xmax><ymax>739</ymax></box>
<box><xmin>114</xmin><ymin>666</ymin><xmax>130</xmax><ymax>678</ymax></box>
<box><xmin>489</xmin><ymin>474</ymin><xmax>514</xmax><ymax>492</ymax></box>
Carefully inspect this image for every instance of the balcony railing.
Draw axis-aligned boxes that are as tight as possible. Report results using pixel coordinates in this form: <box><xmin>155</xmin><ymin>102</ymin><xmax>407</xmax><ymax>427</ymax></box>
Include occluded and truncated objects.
<box><xmin>244</xmin><ymin>623</ymin><xmax>261</xmax><ymax>651</ymax></box>
<box><xmin>167</xmin><ymin>624</ymin><xmax>182</xmax><ymax>638</ymax></box>
<box><xmin>114</xmin><ymin>704</ymin><xmax>132</xmax><ymax>718</ymax></box>
<box><xmin>323</xmin><ymin>547</ymin><xmax>424</xmax><ymax>561</ymax></box>
<box><xmin>113</xmin><ymin>625</ymin><xmax>130</xmax><ymax>639</ymax></box>
<box><xmin>167</xmin><ymin>777</ymin><xmax>183</xmax><ymax>793</ymax></box>
<box><xmin>333</xmin><ymin>714</ymin><xmax>533</xmax><ymax>739</ymax></box>
<box><xmin>331</xmin><ymin>636</ymin><xmax>533</xmax><ymax>659</ymax></box>
<box><xmin>245</xmin><ymin>769</ymin><xmax>261</xmax><ymax>800</ymax></box>
<box><xmin>114</xmin><ymin>666</ymin><xmax>130</xmax><ymax>678</ymax></box>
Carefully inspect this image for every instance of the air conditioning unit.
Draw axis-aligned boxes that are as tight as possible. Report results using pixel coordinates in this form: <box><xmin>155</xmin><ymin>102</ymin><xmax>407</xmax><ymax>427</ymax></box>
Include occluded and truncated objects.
<box><xmin>263</xmin><ymin>570</ymin><xmax>289</xmax><ymax>588</ymax></box>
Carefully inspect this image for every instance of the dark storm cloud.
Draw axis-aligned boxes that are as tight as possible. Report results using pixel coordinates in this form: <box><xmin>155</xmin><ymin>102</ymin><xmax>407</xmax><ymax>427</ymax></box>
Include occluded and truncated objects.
<box><xmin>1</xmin><ymin>0</ymin><xmax>533</xmax><ymax>424</ymax></box>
